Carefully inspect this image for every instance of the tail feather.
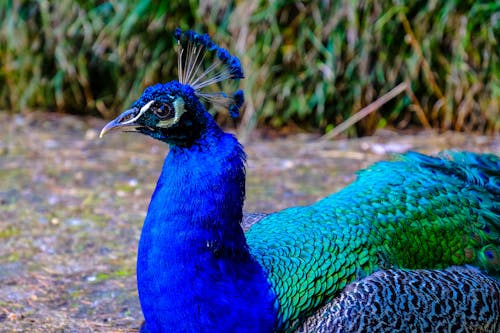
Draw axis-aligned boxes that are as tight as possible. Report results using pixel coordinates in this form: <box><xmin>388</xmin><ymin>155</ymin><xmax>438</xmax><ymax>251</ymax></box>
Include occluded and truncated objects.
<box><xmin>445</xmin><ymin>152</ymin><xmax>499</xmax><ymax>273</ymax></box>
<box><xmin>399</xmin><ymin>151</ymin><xmax>500</xmax><ymax>275</ymax></box>
<box><xmin>438</xmin><ymin>151</ymin><xmax>500</xmax><ymax>195</ymax></box>
<box><xmin>400</xmin><ymin>151</ymin><xmax>500</xmax><ymax>193</ymax></box>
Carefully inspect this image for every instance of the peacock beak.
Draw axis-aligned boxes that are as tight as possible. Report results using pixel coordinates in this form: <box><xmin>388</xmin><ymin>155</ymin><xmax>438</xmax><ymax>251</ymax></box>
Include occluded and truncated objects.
<box><xmin>99</xmin><ymin>108</ymin><xmax>139</xmax><ymax>138</ymax></box>
<box><xmin>100</xmin><ymin>100</ymin><xmax>157</xmax><ymax>138</ymax></box>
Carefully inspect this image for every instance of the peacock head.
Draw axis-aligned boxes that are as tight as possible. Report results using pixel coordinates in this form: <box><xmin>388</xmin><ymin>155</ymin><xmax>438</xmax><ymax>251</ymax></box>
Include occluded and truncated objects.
<box><xmin>100</xmin><ymin>28</ymin><xmax>244</xmax><ymax>146</ymax></box>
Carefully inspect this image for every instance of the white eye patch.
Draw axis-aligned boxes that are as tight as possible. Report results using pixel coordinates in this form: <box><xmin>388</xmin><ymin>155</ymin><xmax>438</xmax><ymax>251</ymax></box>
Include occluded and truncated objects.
<box><xmin>157</xmin><ymin>97</ymin><xmax>186</xmax><ymax>128</ymax></box>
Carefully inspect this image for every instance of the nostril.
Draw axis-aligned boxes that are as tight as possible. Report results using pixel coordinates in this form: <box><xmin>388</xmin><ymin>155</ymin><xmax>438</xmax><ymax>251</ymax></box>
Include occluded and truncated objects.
<box><xmin>117</xmin><ymin>108</ymin><xmax>140</xmax><ymax>124</ymax></box>
<box><xmin>122</xmin><ymin>113</ymin><xmax>134</xmax><ymax>122</ymax></box>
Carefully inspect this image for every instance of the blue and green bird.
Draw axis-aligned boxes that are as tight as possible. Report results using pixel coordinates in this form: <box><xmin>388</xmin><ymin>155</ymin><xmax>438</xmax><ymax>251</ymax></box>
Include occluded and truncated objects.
<box><xmin>101</xmin><ymin>29</ymin><xmax>500</xmax><ymax>332</ymax></box>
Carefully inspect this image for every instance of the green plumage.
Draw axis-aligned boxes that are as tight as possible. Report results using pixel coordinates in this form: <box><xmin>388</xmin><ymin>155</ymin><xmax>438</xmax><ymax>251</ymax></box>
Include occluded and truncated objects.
<box><xmin>245</xmin><ymin>151</ymin><xmax>499</xmax><ymax>331</ymax></box>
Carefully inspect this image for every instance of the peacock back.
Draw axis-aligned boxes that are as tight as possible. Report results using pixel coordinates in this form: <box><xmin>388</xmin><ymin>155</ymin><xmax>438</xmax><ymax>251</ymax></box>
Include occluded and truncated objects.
<box><xmin>246</xmin><ymin>151</ymin><xmax>500</xmax><ymax>330</ymax></box>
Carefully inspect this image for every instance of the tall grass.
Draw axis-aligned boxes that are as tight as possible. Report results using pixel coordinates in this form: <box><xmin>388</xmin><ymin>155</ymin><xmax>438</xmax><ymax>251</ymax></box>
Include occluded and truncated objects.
<box><xmin>0</xmin><ymin>1</ymin><xmax>498</xmax><ymax>134</ymax></box>
<box><xmin>0</xmin><ymin>0</ymin><xmax>195</xmax><ymax>117</ymax></box>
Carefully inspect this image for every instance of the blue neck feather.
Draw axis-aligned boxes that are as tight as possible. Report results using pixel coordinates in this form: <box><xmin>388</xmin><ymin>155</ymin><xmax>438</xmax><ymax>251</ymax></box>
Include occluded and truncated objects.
<box><xmin>137</xmin><ymin>116</ymin><xmax>277</xmax><ymax>332</ymax></box>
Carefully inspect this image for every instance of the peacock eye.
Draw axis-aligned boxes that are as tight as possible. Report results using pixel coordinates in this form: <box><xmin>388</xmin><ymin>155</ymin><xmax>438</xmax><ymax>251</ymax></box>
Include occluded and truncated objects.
<box><xmin>152</xmin><ymin>102</ymin><xmax>175</xmax><ymax>120</ymax></box>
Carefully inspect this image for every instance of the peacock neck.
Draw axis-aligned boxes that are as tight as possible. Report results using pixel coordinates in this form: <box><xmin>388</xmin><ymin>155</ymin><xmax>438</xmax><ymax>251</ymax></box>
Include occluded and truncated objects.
<box><xmin>159</xmin><ymin>122</ymin><xmax>248</xmax><ymax>253</ymax></box>
<box><xmin>137</xmin><ymin>120</ymin><xmax>277</xmax><ymax>332</ymax></box>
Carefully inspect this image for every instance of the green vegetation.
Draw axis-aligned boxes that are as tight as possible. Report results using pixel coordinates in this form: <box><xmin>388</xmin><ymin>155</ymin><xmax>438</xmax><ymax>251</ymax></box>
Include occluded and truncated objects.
<box><xmin>0</xmin><ymin>1</ymin><xmax>498</xmax><ymax>134</ymax></box>
<box><xmin>0</xmin><ymin>226</ymin><xmax>20</xmax><ymax>238</ymax></box>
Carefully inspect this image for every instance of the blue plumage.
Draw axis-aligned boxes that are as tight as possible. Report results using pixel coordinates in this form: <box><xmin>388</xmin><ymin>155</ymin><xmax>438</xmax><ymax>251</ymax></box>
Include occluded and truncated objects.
<box><xmin>100</xmin><ymin>29</ymin><xmax>500</xmax><ymax>332</ymax></box>
<box><xmin>137</xmin><ymin>128</ymin><xmax>277</xmax><ymax>331</ymax></box>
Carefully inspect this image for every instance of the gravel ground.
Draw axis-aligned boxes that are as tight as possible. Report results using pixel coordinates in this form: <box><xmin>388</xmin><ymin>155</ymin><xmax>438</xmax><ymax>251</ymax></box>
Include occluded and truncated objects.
<box><xmin>0</xmin><ymin>111</ymin><xmax>497</xmax><ymax>332</ymax></box>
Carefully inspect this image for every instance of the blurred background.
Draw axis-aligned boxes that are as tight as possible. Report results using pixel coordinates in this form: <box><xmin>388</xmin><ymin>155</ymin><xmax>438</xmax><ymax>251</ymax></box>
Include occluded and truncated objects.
<box><xmin>1</xmin><ymin>0</ymin><xmax>498</xmax><ymax>136</ymax></box>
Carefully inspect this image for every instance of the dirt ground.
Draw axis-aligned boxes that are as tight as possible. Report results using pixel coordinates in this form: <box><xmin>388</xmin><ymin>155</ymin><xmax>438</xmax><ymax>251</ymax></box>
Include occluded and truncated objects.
<box><xmin>0</xmin><ymin>111</ymin><xmax>498</xmax><ymax>332</ymax></box>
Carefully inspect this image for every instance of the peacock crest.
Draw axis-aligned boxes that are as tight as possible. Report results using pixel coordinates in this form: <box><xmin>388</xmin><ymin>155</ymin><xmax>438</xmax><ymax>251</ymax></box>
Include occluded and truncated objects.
<box><xmin>174</xmin><ymin>28</ymin><xmax>245</xmax><ymax>118</ymax></box>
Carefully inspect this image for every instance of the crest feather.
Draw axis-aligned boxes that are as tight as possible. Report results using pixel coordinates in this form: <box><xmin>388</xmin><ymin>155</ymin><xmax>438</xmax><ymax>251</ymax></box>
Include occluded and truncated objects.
<box><xmin>175</xmin><ymin>28</ymin><xmax>244</xmax><ymax>118</ymax></box>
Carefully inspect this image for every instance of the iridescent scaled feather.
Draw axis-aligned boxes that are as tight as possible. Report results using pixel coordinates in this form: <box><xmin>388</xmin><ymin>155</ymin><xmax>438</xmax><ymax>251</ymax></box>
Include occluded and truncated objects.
<box><xmin>100</xmin><ymin>29</ymin><xmax>500</xmax><ymax>333</ymax></box>
<box><xmin>247</xmin><ymin>151</ymin><xmax>500</xmax><ymax>331</ymax></box>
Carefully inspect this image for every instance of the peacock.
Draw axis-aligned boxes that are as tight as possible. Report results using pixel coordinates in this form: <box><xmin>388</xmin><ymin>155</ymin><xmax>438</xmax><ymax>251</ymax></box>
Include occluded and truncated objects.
<box><xmin>100</xmin><ymin>29</ymin><xmax>500</xmax><ymax>332</ymax></box>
